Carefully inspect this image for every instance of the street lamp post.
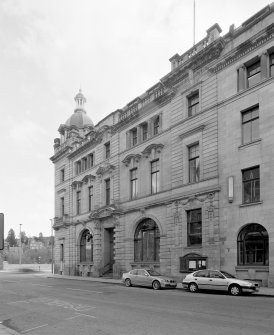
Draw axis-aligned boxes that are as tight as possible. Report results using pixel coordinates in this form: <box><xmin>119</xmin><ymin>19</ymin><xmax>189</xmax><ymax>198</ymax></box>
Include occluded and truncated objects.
<box><xmin>19</xmin><ymin>224</ymin><xmax>22</xmax><ymax>265</ymax></box>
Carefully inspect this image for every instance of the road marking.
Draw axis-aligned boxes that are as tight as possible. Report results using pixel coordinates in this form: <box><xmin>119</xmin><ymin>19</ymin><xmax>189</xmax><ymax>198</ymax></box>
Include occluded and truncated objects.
<box><xmin>21</xmin><ymin>323</ymin><xmax>48</xmax><ymax>333</ymax></box>
<box><xmin>30</xmin><ymin>283</ymin><xmax>53</xmax><ymax>287</ymax></box>
<box><xmin>76</xmin><ymin>313</ymin><xmax>97</xmax><ymax>319</ymax></box>
<box><xmin>66</xmin><ymin>287</ymin><xmax>103</xmax><ymax>294</ymax></box>
<box><xmin>8</xmin><ymin>300</ymin><xmax>30</xmax><ymax>304</ymax></box>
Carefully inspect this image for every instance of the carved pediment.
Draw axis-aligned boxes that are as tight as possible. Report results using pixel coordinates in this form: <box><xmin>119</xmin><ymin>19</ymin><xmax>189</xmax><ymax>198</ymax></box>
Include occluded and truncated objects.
<box><xmin>122</xmin><ymin>154</ymin><xmax>141</xmax><ymax>167</ymax></box>
<box><xmin>89</xmin><ymin>205</ymin><xmax>123</xmax><ymax>220</ymax></box>
<box><xmin>142</xmin><ymin>143</ymin><xmax>164</xmax><ymax>158</ymax></box>
<box><xmin>71</xmin><ymin>181</ymin><xmax>83</xmax><ymax>189</ymax></box>
<box><xmin>82</xmin><ymin>174</ymin><xmax>96</xmax><ymax>184</ymax></box>
<box><xmin>96</xmin><ymin>163</ymin><xmax>116</xmax><ymax>177</ymax></box>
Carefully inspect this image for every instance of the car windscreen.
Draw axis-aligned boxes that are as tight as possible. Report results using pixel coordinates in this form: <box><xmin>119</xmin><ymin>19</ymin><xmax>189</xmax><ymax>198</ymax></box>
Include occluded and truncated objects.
<box><xmin>147</xmin><ymin>269</ymin><xmax>162</xmax><ymax>276</ymax></box>
<box><xmin>220</xmin><ymin>271</ymin><xmax>236</xmax><ymax>278</ymax></box>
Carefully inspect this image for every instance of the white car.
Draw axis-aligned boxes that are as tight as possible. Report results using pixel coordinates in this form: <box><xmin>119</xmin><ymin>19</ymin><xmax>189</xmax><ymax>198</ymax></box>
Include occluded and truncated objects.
<box><xmin>182</xmin><ymin>269</ymin><xmax>259</xmax><ymax>296</ymax></box>
<box><xmin>122</xmin><ymin>268</ymin><xmax>177</xmax><ymax>290</ymax></box>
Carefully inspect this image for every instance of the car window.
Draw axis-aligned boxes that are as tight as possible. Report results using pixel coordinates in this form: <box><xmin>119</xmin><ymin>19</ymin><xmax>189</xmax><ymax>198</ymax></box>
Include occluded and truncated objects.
<box><xmin>194</xmin><ymin>270</ymin><xmax>209</xmax><ymax>278</ymax></box>
<box><xmin>137</xmin><ymin>270</ymin><xmax>147</xmax><ymax>276</ymax></box>
<box><xmin>209</xmin><ymin>271</ymin><xmax>225</xmax><ymax>279</ymax></box>
<box><xmin>147</xmin><ymin>269</ymin><xmax>161</xmax><ymax>276</ymax></box>
<box><xmin>220</xmin><ymin>271</ymin><xmax>236</xmax><ymax>278</ymax></box>
<box><xmin>130</xmin><ymin>270</ymin><xmax>138</xmax><ymax>275</ymax></box>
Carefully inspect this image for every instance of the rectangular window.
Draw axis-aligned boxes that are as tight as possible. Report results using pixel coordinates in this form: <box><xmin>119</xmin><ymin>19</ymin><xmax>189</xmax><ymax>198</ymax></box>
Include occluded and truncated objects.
<box><xmin>153</xmin><ymin>116</ymin><xmax>160</xmax><ymax>135</ymax></box>
<box><xmin>131</xmin><ymin>128</ymin><xmax>137</xmax><ymax>146</ymax></box>
<box><xmin>82</xmin><ymin>157</ymin><xmax>88</xmax><ymax>171</ymax></box>
<box><xmin>247</xmin><ymin>60</ymin><xmax>261</xmax><ymax>88</ymax></box>
<box><xmin>88</xmin><ymin>186</ymin><xmax>93</xmax><ymax>211</ymax></box>
<box><xmin>188</xmin><ymin>92</ymin><xmax>199</xmax><ymax>117</ymax></box>
<box><xmin>60</xmin><ymin>243</ymin><xmax>64</xmax><ymax>262</ymax></box>
<box><xmin>130</xmin><ymin>168</ymin><xmax>138</xmax><ymax>199</ymax></box>
<box><xmin>60</xmin><ymin>197</ymin><xmax>65</xmax><ymax>216</ymax></box>
<box><xmin>75</xmin><ymin>161</ymin><xmax>81</xmax><ymax>175</ymax></box>
<box><xmin>141</xmin><ymin>123</ymin><xmax>148</xmax><ymax>141</ymax></box>
<box><xmin>242</xmin><ymin>166</ymin><xmax>260</xmax><ymax>204</ymax></box>
<box><xmin>105</xmin><ymin>142</ymin><xmax>110</xmax><ymax>159</ymax></box>
<box><xmin>76</xmin><ymin>191</ymin><xmax>81</xmax><ymax>215</ymax></box>
<box><xmin>242</xmin><ymin>106</ymin><xmax>259</xmax><ymax>144</ymax></box>
<box><xmin>105</xmin><ymin>179</ymin><xmax>110</xmax><ymax>205</ymax></box>
<box><xmin>187</xmin><ymin>209</ymin><xmax>202</xmax><ymax>246</ymax></box>
<box><xmin>189</xmin><ymin>144</ymin><xmax>200</xmax><ymax>183</ymax></box>
<box><xmin>270</xmin><ymin>53</ymin><xmax>274</xmax><ymax>77</ymax></box>
<box><xmin>88</xmin><ymin>153</ymin><xmax>94</xmax><ymax>168</ymax></box>
<box><xmin>151</xmin><ymin>159</ymin><xmax>160</xmax><ymax>194</ymax></box>
<box><xmin>60</xmin><ymin>169</ymin><xmax>65</xmax><ymax>182</ymax></box>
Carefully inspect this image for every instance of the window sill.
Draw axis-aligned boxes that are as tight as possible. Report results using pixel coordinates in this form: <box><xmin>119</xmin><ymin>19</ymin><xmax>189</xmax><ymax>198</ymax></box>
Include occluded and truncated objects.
<box><xmin>184</xmin><ymin>245</ymin><xmax>202</xmax><ymax>249</ymax></box>
<box><xmin>239</xmin><ymin>201</ymin><xmax>262</xmax><ymax>208</ymax></box>
<box><xmin>238</xmin><ymin>138</ymin><xmax>261</xmax><ymax>150</ymax></box>
<box><xmin>130</xmin><ymin>262</ymin><xmax>160</xmax><ymax>267</ymax></box>
<box><xmin>235</xmin><ymin>265</ymin><xmax>269</xmax><ymax>272</ymax></box>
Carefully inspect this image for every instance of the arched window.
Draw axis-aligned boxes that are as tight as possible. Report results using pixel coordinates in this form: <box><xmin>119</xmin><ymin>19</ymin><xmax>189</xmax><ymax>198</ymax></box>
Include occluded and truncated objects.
<box><xmin>134</xmin><ymin>219</ymin><xmax>160</xmax><ymax>262</ymax></box>
<box><xmin>80</xmin><ymin>229</ymin><xmax>93</xmax><ymax>263</ymax></box>
<box><xmin>237</xmin><ymin>224</ymin><xmax>268</xmax><ymax>266</ymax></box>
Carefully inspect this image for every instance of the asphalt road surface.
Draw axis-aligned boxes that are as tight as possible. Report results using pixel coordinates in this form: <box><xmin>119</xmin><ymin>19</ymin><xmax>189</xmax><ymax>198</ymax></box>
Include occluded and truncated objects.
<box><xmin>0</xmin><ymin>272</ymin><xmax>273</xmax><ymax>335</ymax></box>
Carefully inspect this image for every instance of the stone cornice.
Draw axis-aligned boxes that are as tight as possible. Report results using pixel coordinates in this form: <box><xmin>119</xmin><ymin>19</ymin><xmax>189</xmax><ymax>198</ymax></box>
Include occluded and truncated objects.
<box><xmin>210</xmin><ymin>23</ymin><xmax>274</xmax><ymax>73</ymax></box>
<box><xmin>162</xmin><ymin>39</ymin><xmax>225</xmax><ymax>87</ymax></box>
<box><xmin>50</xmin><ymin>145</ymin><xmax>71</xmax><ymax>163</ymax></box>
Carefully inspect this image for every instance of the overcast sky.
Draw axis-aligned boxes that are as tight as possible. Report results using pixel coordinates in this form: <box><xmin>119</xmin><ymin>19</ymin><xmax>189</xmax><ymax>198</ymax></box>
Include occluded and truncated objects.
<box><xmin>0</xmin><ymin>0</ymin><xmax>271</xmax><ymax>238</ymax></box>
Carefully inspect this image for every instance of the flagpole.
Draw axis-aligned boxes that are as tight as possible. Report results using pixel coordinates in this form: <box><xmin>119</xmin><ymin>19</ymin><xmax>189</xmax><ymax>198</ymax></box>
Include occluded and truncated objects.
<box><xmin>193</xmin><ymin>0</ymin><xmax>196</xmax><ymax>45</ymax></box>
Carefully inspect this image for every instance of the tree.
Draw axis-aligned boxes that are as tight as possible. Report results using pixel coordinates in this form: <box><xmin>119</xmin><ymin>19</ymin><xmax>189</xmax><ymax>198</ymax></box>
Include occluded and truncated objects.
<box><xmin>20</xmin><ymin>231</ymin><xmax>28</xmax><ymax>245</ymax></box>
<box><xmin>6</xmin><ymin>229</ymin><xmax>17</xmax><ymax>247</ymax></box>
<box><xmin>38</xmin><ymin>232</ymin><xmax>44</xmax><ymax>244</ymax></box>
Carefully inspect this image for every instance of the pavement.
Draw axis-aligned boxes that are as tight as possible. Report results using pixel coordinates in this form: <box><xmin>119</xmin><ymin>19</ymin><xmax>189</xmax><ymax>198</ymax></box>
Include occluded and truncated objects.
<box><xmin>0</xmin><ymin>272</ymin><xmax>274</xmax><ymax>335</ymax></box>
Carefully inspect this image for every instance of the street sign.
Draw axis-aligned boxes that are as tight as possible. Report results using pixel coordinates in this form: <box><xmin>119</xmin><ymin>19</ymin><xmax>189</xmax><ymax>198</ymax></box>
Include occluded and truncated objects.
<box><xmin>0</xmin><ymin>213</ymin><xmax>4</xmax><ymax>250</ymax></box>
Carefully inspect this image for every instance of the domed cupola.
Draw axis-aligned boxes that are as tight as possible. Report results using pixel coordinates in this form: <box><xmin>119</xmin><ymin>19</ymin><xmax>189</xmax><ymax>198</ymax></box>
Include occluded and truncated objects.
<box><xmin>65</xmin><ymin>89</ymin><xmax>94</xmax><ymax>129</ymax></box>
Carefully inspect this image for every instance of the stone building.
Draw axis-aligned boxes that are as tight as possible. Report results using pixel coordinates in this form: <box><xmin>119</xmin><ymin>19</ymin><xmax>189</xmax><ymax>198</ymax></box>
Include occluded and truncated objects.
<box><xmin>51</xmin><ymin>3</ymin><xmax>274</xmax><ymax>286</ymax></box>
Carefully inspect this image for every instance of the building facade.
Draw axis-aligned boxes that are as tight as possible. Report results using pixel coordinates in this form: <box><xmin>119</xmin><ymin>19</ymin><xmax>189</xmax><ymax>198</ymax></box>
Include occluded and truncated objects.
<box><xmin>51</xmin><ymin>4</ymin><xmax>274</xmax><ymax>286</ymax></box>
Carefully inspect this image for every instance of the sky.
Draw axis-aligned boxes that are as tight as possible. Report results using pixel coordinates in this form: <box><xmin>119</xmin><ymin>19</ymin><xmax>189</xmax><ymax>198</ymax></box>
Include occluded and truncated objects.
<box><xmin>0</xmin><ymin>0</ymin><xmax>272</xmax><ymax>238</ymax></box>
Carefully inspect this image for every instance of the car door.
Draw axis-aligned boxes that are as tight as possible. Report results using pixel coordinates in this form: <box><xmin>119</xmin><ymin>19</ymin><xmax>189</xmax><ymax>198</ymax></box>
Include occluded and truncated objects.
<box><xmin>208</xmin><ymin>270</ymin><xmax>227</xmax><ymax>291</ymax></box>
<box><xmin>193</xmin><ymin>270</ymin><xmax>210</xmax><ymax>289</ymax></box>
<box><xmin>129</xmin><ymin>270</ymin><xmax>138</xmax><ymax>285</ymax></box>
<box><xmin>136</xmin><ymin>269</ymin><xmax>150</xmax><ymax>286</ymax></box>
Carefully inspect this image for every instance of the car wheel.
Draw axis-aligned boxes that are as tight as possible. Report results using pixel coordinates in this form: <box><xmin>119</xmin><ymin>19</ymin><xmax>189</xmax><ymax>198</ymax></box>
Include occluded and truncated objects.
<box><xmin>152</xmin><ymin>280</ymin><xmax>161</xmax><ymax>290</ymax></box>
<box><xmin>188</xmin><ymin>282</ymin><xmax>198</xmax><ymax>293</ymax></box>
<box><xmin>229</xmin><ymin>284</ymin><xmax>241</xmax><ymax>296</ymax></box>
<box><xmin>125</xmin><ymin>278</ymin><xmax>132</xmax><ymax>287</ymax></box>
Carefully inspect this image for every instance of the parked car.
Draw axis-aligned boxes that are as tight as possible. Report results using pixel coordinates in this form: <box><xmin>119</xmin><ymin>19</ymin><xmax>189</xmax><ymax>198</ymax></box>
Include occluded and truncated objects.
<box><xmin>122</xmin><ymin>268</ymin><xmax>177</xmax><ymax>290</ymax></box>
<box><xmin>182</xmin><ymin>269</ymin><xmax>259</xmax><ymax>296</ymax></box>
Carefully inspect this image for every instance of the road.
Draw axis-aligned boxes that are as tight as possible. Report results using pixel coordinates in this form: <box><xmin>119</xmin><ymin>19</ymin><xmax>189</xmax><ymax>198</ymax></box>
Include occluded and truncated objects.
<box><xmin>0</xmin><ymin>272</ymin><xmax>273</xmax><ymax>335</ymax></box>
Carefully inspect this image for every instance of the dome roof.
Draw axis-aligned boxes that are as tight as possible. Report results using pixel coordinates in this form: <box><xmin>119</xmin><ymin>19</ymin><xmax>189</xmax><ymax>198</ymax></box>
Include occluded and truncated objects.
<box><xmin>63</xmin><ymin>89</ymin><xmax>94</xmax><ymax>129</ymax></box>
<box><xmin>65</xmin><ymin>110</ymin><xmax>94</xmax><ymax>128</ymax></box>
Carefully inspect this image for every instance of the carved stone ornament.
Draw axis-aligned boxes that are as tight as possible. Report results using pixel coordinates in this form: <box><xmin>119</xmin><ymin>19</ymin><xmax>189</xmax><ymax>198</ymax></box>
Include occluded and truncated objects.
<box><xmin>89</xmin><ymin>205</ymin><xmax>123</xmax><ymax>221</ymax></box>
<box><xmin>122</xmin><ymin>154</ymin><xmax>141</xmax><ymax>167</ymax></box>
<box><xmin>142</xmin><ymin>143</ymin><xmax>164</xmax><ymax>158</ymax></box>
<box><xmin>82</xmin><ymin>174</ymin><xmax>96</xmax><ymax>184</ymax></box>
<box><xmin>96</xmin><ymin>163</ymin><xmax>116</xmax><ymax>177</ymax></box>
<box><xmin>71</xmin><ymin>180</ymin><xmax>83</xmax><ymax>189</ymax></box>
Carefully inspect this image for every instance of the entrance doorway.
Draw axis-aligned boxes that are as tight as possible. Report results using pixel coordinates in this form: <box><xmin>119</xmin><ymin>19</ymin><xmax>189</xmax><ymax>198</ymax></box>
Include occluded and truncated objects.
<box><xmin>104</xmin><ymin>228</ymin><xmax>114</xmax><ymax>273</ymax></box>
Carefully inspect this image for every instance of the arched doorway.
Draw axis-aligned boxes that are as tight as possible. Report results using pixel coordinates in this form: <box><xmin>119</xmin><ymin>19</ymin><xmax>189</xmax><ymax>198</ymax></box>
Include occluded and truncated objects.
<box><xmin>134</xmin><ymin>218</ymin><xmax>160</xmax><ymax>262</ymax></box>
